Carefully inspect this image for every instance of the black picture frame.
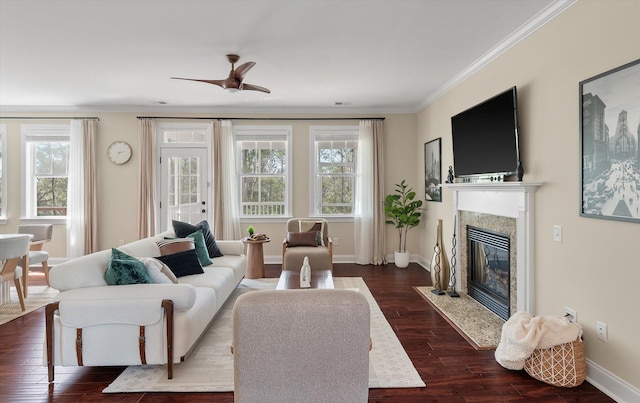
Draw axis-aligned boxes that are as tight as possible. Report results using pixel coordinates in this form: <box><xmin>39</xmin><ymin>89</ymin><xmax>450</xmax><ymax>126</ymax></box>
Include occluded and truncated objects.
<box><xmin>424</xmin><ymin>138</ymin><xmax>442</xmax><ymax>202</ymax></box>
<box><xmin>579</xmin><ymin>59</ymin><xmax>640</xmax><ymax>223</ymax></box>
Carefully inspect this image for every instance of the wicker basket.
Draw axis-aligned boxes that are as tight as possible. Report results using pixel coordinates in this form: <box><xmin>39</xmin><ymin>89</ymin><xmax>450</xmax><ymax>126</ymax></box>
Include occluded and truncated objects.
<box><xmin>524</xmin><ymin>338</ymin><xmax>586</xmax><ymax>387</ymax></box>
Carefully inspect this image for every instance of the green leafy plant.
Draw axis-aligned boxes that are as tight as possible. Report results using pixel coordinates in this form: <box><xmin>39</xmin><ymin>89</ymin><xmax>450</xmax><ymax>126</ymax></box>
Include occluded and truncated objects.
<box><xmin>384</xmin><ymin>180</ymin><xmax>423</xmax><ymax>253</ymax></box>
<box><xmin>247</xmin><ymin>226</ymin><xmax>255</xmax><ymax>236</ymax></box>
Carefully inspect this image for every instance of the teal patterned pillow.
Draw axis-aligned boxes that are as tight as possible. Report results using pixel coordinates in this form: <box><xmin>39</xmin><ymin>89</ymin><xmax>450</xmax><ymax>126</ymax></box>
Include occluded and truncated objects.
<box><xmin>104</xmin><ymin>248</ymin><xmax>152</xmax><ymax>285</ymax></box>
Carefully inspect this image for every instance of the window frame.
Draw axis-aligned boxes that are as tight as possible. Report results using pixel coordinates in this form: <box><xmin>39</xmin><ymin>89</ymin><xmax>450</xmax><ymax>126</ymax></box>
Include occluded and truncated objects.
<box><xmin>21</xmin><ymin>124</ymin><xmax>70</xmax><ymax>224</ymax></box>
<box><xmin>0</xmin><ymin>125</ymin><xmax>6</xmax><ymax>223</ymax></box>
<box><xmin>309</xmin><ymin>125</ymin><xmax>359</xmax><ymax>218</ymax></box>
<box><xmin>234</xmin><ymin>125</ymin><xmax>292</xmax><ymax>220</ymax></box>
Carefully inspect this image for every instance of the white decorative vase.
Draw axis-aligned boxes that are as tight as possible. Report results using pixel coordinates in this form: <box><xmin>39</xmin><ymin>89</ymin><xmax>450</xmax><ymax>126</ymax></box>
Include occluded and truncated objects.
<box><xmin>394</xmin><ymin>251</ymin><xmax>410</xmax><ymax>268</ymax></box>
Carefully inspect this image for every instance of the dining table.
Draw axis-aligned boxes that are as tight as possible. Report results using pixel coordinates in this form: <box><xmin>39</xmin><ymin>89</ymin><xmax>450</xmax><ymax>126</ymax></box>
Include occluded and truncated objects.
<box><xmin>0</xmin><ymin>233</ymin><xmax>33</xmax><ymax>305</ymax></box>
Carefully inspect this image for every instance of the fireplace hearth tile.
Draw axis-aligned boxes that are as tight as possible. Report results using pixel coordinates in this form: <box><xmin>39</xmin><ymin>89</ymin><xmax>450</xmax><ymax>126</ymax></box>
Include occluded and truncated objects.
<box><xmin>414</xmin><ymin>286</ymin><xmax>504</xmax><ymax>350</ymax></box>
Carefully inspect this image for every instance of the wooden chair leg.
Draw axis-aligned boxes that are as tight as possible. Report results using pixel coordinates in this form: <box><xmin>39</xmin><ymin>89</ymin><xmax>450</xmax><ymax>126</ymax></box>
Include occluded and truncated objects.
<box><xmin>46</xmin><ymin>302</ymin><xmax>60</xmax><ymax>382</ymax></box>
<box><xmin>43</xmin><ymin>261</ymin><xmax>50</xmax><ymax>286</ymax></box>
<box><xmin>14</xmin><ymin>278</ymin><xmax>26</xmax><ymax>311</ymax></box>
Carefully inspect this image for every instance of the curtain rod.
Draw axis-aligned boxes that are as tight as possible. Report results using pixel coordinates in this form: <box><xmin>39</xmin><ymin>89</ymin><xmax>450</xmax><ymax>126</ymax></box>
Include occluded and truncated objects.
<box><xmin>0</xmin><ymin>116</ymin><xmax>100</xmax><ymax>121</ymax></box>
<box><xmin>136</xmin><ymin>116</ymin><xmax>384</xmax><ymax>121</ymax></box>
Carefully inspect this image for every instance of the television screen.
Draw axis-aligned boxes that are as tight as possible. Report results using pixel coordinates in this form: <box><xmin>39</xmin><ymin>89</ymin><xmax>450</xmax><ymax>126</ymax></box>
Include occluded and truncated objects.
<box><xmin>451</xmin><ymin>87</ymin><xmax>520</xmax><ymax>179</ymax></box>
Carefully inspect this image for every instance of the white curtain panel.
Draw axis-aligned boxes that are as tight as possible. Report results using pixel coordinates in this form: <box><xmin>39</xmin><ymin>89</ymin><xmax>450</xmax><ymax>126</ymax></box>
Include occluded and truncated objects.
<box><xmin>355</xmin><ymin>120</ymin><xmax>386</xmax><ymax>265</ymax></box>
<box><xmin>137</xmin><ymin>118</ymin><xmax>156</xmax><ymax>238</ymax></box>
<box><xmin>66</xmin><ymin>120</ymin><xmax>85</xmax><ymax>259</ymax></box>
<box><xmin>213</xmin><ymin>120</ymin><xmax>241</xmax><ymax>240</ymax></box>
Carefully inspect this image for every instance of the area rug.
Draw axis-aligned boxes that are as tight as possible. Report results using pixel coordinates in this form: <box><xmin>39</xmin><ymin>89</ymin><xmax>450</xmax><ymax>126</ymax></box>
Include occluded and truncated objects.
<box><xmin>414</xmin><ymin>286</ymin><xmax>503</xmax><ymax>350</ymax></box>
<box><xmin>0</xmin><ymin>286</ymin><xmax>59</xmax><ymax>325</ymax></box>
<box><xmin>103</xmin><ymin>277</ymin><xmax>425</xmax><ymax>393</ymax></box>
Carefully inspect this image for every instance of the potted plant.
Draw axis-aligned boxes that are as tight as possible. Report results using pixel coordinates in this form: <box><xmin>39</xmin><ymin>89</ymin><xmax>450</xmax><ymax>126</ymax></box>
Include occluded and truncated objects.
<box><xmin>384</xmin><ymin>180</ymin><xmax>423</xmax><ymax>268</ymax></box>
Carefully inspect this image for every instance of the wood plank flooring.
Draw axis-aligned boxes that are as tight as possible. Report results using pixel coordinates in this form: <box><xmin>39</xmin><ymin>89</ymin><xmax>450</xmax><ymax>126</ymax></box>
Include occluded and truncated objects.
<box><xmin>0</xmin><ymin>264</ymin><xmax>613</xmax><ymax>402</ymax></box>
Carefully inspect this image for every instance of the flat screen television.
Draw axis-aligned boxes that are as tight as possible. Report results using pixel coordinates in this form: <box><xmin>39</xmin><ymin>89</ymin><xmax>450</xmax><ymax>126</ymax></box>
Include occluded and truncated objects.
<box><xmin>451</xmin><ymin>86</ymin><xmax>521</xmax><ymax>181</ymax></box>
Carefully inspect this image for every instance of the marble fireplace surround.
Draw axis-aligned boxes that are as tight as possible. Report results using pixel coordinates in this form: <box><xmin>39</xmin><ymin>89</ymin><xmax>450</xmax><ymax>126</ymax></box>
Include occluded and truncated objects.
<box><xmin>443</xmin><ymin>182</ymin><xmax>542</xmax><ymax>315</ymax></box>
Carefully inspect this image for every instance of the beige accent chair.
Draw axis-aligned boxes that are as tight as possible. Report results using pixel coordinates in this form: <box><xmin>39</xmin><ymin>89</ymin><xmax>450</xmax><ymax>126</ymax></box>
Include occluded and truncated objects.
<box><xmin>0</xmin><ymin>234</ymin><xmax>31</xmax><ymax>311</ymax></box>
<box><xmin>232</xmin><ymin>289</ymin><xmax>370</xmax><ymax>402</ymax></box>
<box><xmin>282</xmin><ymin>218</ymin><xmax>333</xmax><ymax>271</ymax></box>
<box><xmin>18</xmin><ymin>224</ymin><xmax>54</xmax><ymax>292</ymax></box>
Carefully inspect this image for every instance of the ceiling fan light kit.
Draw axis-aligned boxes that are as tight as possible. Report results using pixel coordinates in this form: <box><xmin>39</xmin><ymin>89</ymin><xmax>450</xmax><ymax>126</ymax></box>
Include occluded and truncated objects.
<box><xmin>171</xmin><ymin>54</ymin><xmax>270</xmax><ymax>94</ymax></box>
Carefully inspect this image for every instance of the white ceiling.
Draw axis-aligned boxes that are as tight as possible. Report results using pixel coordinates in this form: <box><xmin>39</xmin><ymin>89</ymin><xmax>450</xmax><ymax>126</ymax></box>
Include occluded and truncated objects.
<box><xmin>0</xmin><ymin>0</ymin><xmax>573</xmax><ymax>114</ymax></box>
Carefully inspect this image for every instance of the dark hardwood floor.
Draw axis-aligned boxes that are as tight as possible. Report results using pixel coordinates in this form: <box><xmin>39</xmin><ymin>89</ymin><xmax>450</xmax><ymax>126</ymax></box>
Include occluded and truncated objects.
<box><xmin>0</xmin><ymin>264</ymin><xmax>613</xmax><ymax>402</ymax></box>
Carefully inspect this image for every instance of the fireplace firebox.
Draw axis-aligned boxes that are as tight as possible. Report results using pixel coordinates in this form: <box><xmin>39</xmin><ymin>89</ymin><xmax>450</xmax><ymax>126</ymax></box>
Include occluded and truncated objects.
<box><xmin>467</xmin><ymin>226</ymin><xmax>510</xmax><ymax>320</ymax></box>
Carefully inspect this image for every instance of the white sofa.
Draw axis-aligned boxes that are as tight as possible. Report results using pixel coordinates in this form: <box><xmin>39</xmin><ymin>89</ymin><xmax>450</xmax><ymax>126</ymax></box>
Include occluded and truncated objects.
<box><xmin>44</xmin><ymin>231</ymin><xmax>246</xmax><ymax>381</ymax></box>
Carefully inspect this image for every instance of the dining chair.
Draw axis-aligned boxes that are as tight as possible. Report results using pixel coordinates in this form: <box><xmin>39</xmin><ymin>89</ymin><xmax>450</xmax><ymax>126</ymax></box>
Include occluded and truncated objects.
<box><xmin>18</xmin><ymin>224</ymin><xmax>54</xmax><ymax>294</ymax></box>
<box><xmin>0</xmin><ymin>234</ymin><xmax>31</xmax><ymax>311</ymax></box>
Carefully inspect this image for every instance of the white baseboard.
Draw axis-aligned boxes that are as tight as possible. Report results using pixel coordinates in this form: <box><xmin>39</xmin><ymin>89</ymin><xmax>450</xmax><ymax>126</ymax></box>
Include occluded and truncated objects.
<box><xmin>586</xmin><ymin>358</ymin><xmax>640</xmax><ymax>403</ymax></box>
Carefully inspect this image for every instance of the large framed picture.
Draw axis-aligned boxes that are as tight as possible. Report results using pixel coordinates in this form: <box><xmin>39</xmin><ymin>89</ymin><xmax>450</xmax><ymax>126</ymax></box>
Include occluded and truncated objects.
<box><xmin>424</xmin><ymin>138</ymin><xmax>442</xmax><ymax>202</ymax></box>
<box><xmin>580</xmin><ymin>59</ymin><xmax>640</xmax><ymax>223</ymax></box>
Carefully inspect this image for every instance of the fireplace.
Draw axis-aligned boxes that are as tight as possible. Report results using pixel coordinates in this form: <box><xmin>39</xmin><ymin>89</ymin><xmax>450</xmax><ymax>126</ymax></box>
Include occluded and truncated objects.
<box><xmin>443</xmin><ymin>182</ymin><xmax>542</xmax><ymax>315</ymax></box>
<box><xmin>467</xmin><ymin>226</ymin><xmax>511</xmax><ymax>320</ymax></box>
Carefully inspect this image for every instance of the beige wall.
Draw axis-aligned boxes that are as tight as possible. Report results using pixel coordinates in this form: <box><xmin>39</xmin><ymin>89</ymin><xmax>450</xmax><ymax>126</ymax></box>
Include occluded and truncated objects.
<box><xmin>416</xmin><ymin>0</ymin><xmax>639</xmax><ymax>389</ymax></box>
<box><xmin>0</xmin><ymin>113</ymin><xmax>418</xmax><ymax>261</ymax></box>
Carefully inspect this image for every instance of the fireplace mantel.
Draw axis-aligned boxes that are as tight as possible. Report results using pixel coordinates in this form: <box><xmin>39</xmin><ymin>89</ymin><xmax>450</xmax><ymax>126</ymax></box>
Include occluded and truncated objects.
<box><xmin>442</xmin><ymin>182</ymin><xmax>542</xmax><ymax>314</ymax></box>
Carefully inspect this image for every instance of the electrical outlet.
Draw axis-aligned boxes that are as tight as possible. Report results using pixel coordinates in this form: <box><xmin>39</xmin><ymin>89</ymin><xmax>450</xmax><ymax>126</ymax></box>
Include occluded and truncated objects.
<box><xmin>596</xmin><ymin>321</ymin><xmax>608</xmax><ymax>342</ymax></box>
<box><xmin>553</xmin><ymin>225</ymin><xmax>562</xmax><ymax>242</ymax></box>
<box><xmin>564</xmin><ymin>306</ymin><xmax>577</xmax><ymax>323</ymax></box>
<box><xmin>118</xmin><ymin>239</ymin><xmax>125</xmax><ymax>246</ymax></box>
<box><xmin>333</xmin><ymin>237</ymin><xmax>340</xmax><ymax>246</ymax></box>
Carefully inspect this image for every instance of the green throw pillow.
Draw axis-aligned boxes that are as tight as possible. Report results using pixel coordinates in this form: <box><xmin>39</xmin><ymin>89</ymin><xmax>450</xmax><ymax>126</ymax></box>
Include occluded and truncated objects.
<box><xmin>105</xmin><ymin>248</ymin><xmax>152</xmax><ymax>285</ymax></box>
<box><xmin>187</xmin><ymin>230</ymin><xmax>213</xmax><ymax>266</ymax></box>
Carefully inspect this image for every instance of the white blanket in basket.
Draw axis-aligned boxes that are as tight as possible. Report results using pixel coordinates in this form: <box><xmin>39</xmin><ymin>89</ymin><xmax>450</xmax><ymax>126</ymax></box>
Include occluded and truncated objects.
<box><xmin>495</xmin><ymin>311</ymin><xmax>583</xmax><ymax>370</ymax></box>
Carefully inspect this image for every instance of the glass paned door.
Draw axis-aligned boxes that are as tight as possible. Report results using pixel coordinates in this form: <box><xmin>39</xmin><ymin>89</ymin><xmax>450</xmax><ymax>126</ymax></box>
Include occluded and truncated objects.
<box><xmin>159</xmin><ymin>148</ymin><xmax>209</xmax><ymax>231</ymax></box>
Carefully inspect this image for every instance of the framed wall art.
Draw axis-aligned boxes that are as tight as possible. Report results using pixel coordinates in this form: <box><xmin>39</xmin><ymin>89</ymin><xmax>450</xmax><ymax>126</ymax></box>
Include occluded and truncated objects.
<box><xmin>424</xmin><ymin>138</ymin><xmax>442</xmax><ymax>202</ymax></box>
<box><xmin>580</xmin><ymin>58</ymin><xmax>640</xmax><ymax>223</ymax></box>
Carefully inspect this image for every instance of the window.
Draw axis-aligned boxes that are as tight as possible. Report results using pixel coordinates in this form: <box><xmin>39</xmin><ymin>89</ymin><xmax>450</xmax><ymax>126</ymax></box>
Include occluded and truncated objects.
<box><xmin>22</xmin><ymin>125</ymin><xmax>70</xmax><ymax>219</ymax></box>
<box><xmin>234</xmin><ymin>126</ymin><xmax>292</xmax><ymax>218</ymax></box>
<box><xmin>0</xmin><ymin>125</ymin><xmax>6</xmax><ymax>221</ymax></box>
<box><xmin>310</xmin><ymin>126</ymin><xmax>358</xmax><ymax>216</ymax></box>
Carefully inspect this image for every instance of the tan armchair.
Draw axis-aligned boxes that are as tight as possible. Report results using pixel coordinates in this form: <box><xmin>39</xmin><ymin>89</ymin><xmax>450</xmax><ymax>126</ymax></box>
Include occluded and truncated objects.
<box><xmin>18</xmin><ymin>224</ymin><xmax>54</xmax><ymax>294</ymax></box>
<box><xmin>282</xmin><ymin>218</ymin><xmax>332</xmax><ymax>271</ymax></box>
<box><xmin>233</xmin><ymin>289</ymin><xmax>370</xmax><ymax>402</ymax></box>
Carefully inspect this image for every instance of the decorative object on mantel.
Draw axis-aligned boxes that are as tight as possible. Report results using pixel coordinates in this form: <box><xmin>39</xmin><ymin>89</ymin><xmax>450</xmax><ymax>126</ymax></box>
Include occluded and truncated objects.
<box><xmin>384</xmin><ymin>180</ymin><xmax>423</xmax><ymax>268</ymax></box>
<box><xmin>446</xmin><ymin>165</ymin><xmax>454</xmax><ymax>183</ymax></box>
<box><xmin>579</xmin><ymin>58</ymin><xmax>640</xmax><ymax>223</ymax></box>
<box><xmin>447</xmin><ymin>216</ymin><xmax>459</xmax><ymax>298</ymax></box>
<box><xmin>516</xmin><ymin>161</ymin><xmax>524</xmax><ymax>181</ymax></box>
<box><xmin>430</xmin><ymin>219</ymin><xmax>450</xmax><ymax>294</ymax></box>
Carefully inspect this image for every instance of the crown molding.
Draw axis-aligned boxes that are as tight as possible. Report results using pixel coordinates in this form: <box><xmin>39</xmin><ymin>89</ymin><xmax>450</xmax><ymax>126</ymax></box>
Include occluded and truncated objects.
<box><xmin>416</xmin><ymin>0</ymin><xmax>579</xmax><ymax>111</ymax></box>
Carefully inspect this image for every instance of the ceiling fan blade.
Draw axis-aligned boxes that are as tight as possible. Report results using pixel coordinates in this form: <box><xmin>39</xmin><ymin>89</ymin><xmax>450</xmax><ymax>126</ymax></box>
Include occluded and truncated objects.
<box><xmin>234</xmin><ymin>62</ymin><xmax>256</xmax><ymax>81</ymax></box>
<box><xmin>241</xmin><ymin>83</ymin><xmax>271</xmax><ymax>93</ymax></box>
<box><xmin>171</xmin><ymin>77</ymin><xmax>227</xmax><ymax>88</ymax></box>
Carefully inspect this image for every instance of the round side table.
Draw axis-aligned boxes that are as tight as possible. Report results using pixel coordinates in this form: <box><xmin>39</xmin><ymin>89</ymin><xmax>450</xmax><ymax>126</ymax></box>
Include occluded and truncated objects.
<box><xmin>242</xmin><ymin>238</ymin><xmax>271</xmax><ymax>279</ymax></box>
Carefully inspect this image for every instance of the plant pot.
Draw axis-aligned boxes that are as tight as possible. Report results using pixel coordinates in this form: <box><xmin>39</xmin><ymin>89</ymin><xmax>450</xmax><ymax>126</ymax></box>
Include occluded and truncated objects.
<box><xmin>394</xmin><ymin>251</ymin><xmax>410</xmax><ymax>268</ymax></box>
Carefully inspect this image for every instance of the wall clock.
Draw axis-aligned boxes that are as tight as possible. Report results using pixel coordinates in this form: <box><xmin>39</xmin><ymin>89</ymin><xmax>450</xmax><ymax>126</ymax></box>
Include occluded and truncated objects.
<box><xmin>107</xmin><ymin>141</ymin><xmax>132</xmax><ymax>165</ymax></box>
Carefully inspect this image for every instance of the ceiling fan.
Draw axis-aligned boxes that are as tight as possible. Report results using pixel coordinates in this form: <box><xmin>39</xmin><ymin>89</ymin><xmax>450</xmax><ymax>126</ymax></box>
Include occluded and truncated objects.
<box><xmin>171</xmin><ymin>54</ymin><xmax>270</xmax><ymax>93</ymax></box>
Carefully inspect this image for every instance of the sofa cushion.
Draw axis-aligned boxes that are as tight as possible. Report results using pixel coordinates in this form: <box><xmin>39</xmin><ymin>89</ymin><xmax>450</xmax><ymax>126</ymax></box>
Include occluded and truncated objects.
<box><xmin>298</xmin><ymin>220</ymin><xmax>325</xmax><ymax>246</ymax></box>
<box><xmin>156</xmin><ymin>248</ymin><xmax>204</xmax><ymax>278</ymax></box>
<box><xmin>104</xmin><ymin>248</ymin><xmax>153</xmax><ymax>285</ymax></box>
<box><xmin>186</xmin><ymin>230</ymin><xmax>213</xmax><ymax>266</ymax></box>
<box><xmin>286</xmin><ymin>231</ymin><xmax>319</xmax><ymax>247</ymax></box>
<box><xmin>172</xmin><ymin>219</ymin><xmax>223</xmax><ymax>258</ymax></box>
<box><xmin>156</xmin><ymin>237</ymin><xmax>194</xmax><ymax>255</ymax></box>
<box><xmin>137</xmin><ymin>257</ymin><xmax>179</xmax><ymax>284</ymax></box>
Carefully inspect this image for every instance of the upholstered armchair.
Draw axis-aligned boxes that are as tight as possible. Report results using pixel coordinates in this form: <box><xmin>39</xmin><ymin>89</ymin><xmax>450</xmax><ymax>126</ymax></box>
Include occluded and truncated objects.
<box><xmin>282</xmin><ymin>218</ymin><xmax>332</xmax><ymax>271</ymax></box>
<box><xmin>232</xmin><ymin>289</ymin><xmax>370</xmax><ymax>402</ymax></box>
